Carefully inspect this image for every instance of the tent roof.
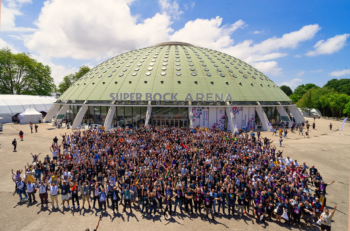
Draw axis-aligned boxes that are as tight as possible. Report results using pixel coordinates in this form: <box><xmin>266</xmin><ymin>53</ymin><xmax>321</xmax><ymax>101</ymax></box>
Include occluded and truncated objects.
<box><xmin>0</xmin><ymin>94</ymin><xmax>56</xmax><ymax>116</ymax></box>
<box><xmin>20</xmin><ymin>107</ymin><xmax>42</xmax><ymax>115</ymax></box>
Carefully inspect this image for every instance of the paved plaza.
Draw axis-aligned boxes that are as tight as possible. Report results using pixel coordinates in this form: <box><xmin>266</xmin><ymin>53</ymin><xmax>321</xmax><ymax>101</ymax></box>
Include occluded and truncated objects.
<box><xmin>0</xmin><ymin>118</ymin><xmax>349</xmax><ymax>231</ymax></box>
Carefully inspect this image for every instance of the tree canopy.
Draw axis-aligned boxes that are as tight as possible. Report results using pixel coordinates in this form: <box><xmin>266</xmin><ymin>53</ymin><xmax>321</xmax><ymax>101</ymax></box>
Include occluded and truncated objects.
<box><xmin>324</xmin><ymin>78</ymin><xmax>350</xmax><ymax>95</ymax></box>
<box><xmin>280</xmin><ymin>85</ymin><xmax>293</xmax><ymax>96</ymax></box>
<box><xmin>0</xmin><ymin>48</ymin><xmax>56</xmax><ymax>95</ymax></box>
<box><xmin>290</xmin><ymin>83</ymin><xmax>319</xmax><ymax>103</ymax></box>
<box><xmin>57</xmin><ymin>66</ymin><xmax>90</xmax><ymax>94</ymax></box>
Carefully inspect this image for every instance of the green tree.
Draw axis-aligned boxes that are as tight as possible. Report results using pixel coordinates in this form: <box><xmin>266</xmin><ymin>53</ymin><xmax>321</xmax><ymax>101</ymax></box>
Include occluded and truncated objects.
<box><xmin>0</xmin><ymin>48</ymin><xmax>56</xmax><ymax>95</ymax></box>
<box><xmin>289</xmin><ymin>83</ymin><xmax>319</xmax><ymax>103</ymax></box>
<box><xmin>280</xmin><ymin>85</ymin><xmax>293</xmax><ymax>96</ymax></box>
<box><xmin>324</xmin><ymin>78</ymin><xmax>350</xmax><ymax>95</ymax></box>
<box><xmin>57</xmin><ymin>66</ymin><xmax>90</xmax><ymax>94</ymax></box>
<box><xmin>297</xmin><ymin>90</ymin><xmax>314</xmax><ymax>116</ymax></box>
<box><xmin>322</xmin><ymin>93</ymin><xmax>348</xmax><ymax>117</ymax></box>
<box><xmin>343</xmin><ymin>96</ymin><xmax>350</xmax><ymax>117</ymax></box>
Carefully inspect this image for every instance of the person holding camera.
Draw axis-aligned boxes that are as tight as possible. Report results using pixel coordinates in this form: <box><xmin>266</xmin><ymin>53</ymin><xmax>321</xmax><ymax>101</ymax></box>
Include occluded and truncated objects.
<box><xmin>320</xmin><ymin>205</ymin><xmax>337</xmax><ymax>231</ymax></box>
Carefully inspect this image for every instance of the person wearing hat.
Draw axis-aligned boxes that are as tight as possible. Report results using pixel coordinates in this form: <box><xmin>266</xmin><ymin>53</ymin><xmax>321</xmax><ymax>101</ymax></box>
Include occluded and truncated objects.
<box><xmin>58</xmin><ymin>178</ymin><xmax>70</xmax><ymax>208</ymax></box>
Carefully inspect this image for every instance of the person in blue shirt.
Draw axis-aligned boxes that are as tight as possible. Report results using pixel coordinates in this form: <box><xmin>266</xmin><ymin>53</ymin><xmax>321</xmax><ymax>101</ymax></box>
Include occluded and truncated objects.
<box><xmin>173</xmin><ymin>186</ymin><xmax>183</xmax><ymax>214</ymax></box>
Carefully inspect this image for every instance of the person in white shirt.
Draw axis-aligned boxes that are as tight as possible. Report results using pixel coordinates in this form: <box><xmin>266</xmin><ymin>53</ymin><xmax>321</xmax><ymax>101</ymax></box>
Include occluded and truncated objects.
<box><xmin>99</xmin><ymin>188</ymin><xmax>107</xmax><ymax>213</ymax></box>
<box><xmin>285</xmin><ymin>156</ymin><xmax>293</xmax><ymax>166</ymax></box>
<box><xmin>181</xmin><ymin>165</ymin><xmax>188</xmax><ymax>176</ymax></box>
<box><xmin>63</xmin><ymin>169</ymin><xmax>71</xmax><ymax>178</ymax></box>
<box><xmin>320</xmin><ymin>205</ymin><xmax>337</xmax><ymax>231</ymax></box>
<box><xmin>26</xmin><ymin>179</ymin><xmax>36</xmax><ymax>203</ymax></box>
<box><xmin>14</xmin><ymin>177</ymin><xmax>28</xmax><ymax>202</ymax></box>
<box><xmin>47</xmin><ymin>179</ymin><xmax>59</xmax><ymax>209</ymax></box>
<box><xmin>36</xmin><ymin>180</ymin><xmax>48</xmax><ymax>207</ymax></box>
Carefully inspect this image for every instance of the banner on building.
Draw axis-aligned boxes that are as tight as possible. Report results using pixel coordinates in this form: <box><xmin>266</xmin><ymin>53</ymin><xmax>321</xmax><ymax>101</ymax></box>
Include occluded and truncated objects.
<box><xmin>268</xmin><ymin>122</ymin><xmax>273</xmax><ymax>132</ymax></box>
<box><xmin>234</xmin><ymin>124</ymin><xmax>238</xmax><ymax>133</ymax></box>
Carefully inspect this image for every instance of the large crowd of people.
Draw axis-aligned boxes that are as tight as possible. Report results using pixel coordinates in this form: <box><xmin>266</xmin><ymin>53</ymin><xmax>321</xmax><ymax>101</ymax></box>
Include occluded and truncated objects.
<box><xmin>12</xmin><ymin>124</ymin><xmax>337</xmax><ymax>230</ymax></box>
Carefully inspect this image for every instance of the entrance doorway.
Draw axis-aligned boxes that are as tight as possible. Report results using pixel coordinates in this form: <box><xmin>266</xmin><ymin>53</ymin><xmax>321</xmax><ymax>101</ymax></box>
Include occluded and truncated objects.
<box><xmin>151</xmin><ymin>119</ymin><xmax>188</xmax><ymax>127</ymax></box>
<box><xmin>150</xmin><ymin>107</ymin><xmax>189</xmax><ymax>128</ymax></box>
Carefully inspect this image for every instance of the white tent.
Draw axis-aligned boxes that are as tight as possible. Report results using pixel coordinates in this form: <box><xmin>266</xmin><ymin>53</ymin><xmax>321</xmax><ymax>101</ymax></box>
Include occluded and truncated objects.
<box><xmin>0</xmin><ymin>95</ymin><xmax>56</xmax><ymax>123</ymax></box>
<box><xmin>298</xmin><ymin>108</ymin><xmax>322</xmax><ymax>118</ymax></box>
<box><xmin>19</xmin><ymin>107</ymin><xmax>43</xmax><ymax>124</ymax></box>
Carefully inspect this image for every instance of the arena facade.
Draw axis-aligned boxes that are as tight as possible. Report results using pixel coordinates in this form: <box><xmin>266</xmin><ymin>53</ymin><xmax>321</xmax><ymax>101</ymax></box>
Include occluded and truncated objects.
<box><xmin>44</xmin><ymin>42</ymin><xmax>305</xmax><ymax>131</ymax></box>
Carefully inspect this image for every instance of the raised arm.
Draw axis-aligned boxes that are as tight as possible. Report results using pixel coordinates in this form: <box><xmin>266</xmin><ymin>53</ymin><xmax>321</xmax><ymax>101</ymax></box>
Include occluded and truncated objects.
<box><xmin>95</xmin><ymin>216</ymin><xmax>101</xmax><ymax>230</ymax></box>
<box><xmin>327</xmin><ymin>180</ymin><xmax>335</xmax><ymax>185</ymax></box>
<box><xmin>331</xmin><ymin>205</ymin><xmax>337</xmax><ymax>216</ymax></box>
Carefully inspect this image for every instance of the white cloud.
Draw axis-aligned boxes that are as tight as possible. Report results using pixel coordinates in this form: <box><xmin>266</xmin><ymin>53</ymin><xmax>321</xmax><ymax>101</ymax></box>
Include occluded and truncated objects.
<box><xmin>306</xmin><ymin>34</ymin><xmax>350</xmax><ymax>56</ymax></box>
<box><xmin>217</xmin><ymin>24</ymin><xmax>320</xmax><ymax>75</ymax></box>
<box><xmin>329</xmin><ymin>69</ymin><xmax>350</xmax><ymax>77</ymax></box>
<box><xmin>25</xmin><ymin>0</ymin><xmax>173</xmax><ymax>60</ymax></box>
<box><xmin>253</xmin><ymin>30</ymin><xmax>263</xmax><ymax>34</ymax></box>
<box><xmin>191</xmin><ymin>2</ymin><xmax>195</xmax><ymax>9</ymax></box>
<box><xmin>0</xmin><ymin>38</ymin><xmax>18</xmax><ymax>53</ymax></box>
<box><xmin>23</xmin><ymin>0</ymin><xmax>322</xmax><ymax>79</ymax></box>
<box><xmin>297</xmin><ymin>71</ymin><xmax>305</xmax><ymax>77</ymax></box>
<box><xmin>4</xmin><ymin>0</ymin><xmax>32</xmax><ymax>8</ymax></box>
<box><xmin>171</xmin><ymin>17</ymin><xmax>246</xmax><ymax>49</ymax></box>
<box><xmin>279</xmin><ymin>78</ymin><xmax>303</xmax><ymax>89</ymax></box>
<box><xmin>1</xmin><ymin>1</ymin><xmax>35</xmax><ymax>32</ymax></box>
<box><xmin>8</xmin><ymin>34</ymin><xmax>25</xmax><ymax>41</ymax></box>
<box><xmin>252</xmin><ymin>61</ymin><xmax>282</xmax><ymax>76</ymax></box>
<box><xmin>31</xmin><ymin>54</ymin><xmax>77</xmax><ymax>85</ymax></box>
<box><xmin>294</xmin><ymin>54</ymin><xmax>302</xmax><ymax>58</ymax></box>
<box><xmin>309</xmin><ymin>69</ymin><xmax>323</xmax><ymax>73</ymax></box>
<box><xmin>158</xmin><ymin>0</ymin><xmax>183</xmax><ymax>19</ymax></box>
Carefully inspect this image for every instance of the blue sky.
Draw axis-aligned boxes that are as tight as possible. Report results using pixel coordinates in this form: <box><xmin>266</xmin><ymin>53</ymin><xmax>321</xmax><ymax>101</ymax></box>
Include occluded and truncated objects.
<box><xmin>1</xmin><ymin>0</ymin><xmax>349</xmax><ymax>89</ymax></box>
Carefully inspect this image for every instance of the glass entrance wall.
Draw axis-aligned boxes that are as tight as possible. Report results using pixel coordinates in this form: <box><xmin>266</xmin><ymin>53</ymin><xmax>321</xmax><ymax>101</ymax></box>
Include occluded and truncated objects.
<box><xmin>93</xmin><ymin>106</ymin><xmax>101</xmax><ymax>124</ymax></box>
<box><xmin>150</xmin><ymin>107</ymin><xmax>188</xmax><ymax>127</ymax></box>
<box><xmin>82</xmin><ymin>106</ymin><xmax>147</xmax><ymax>128</ymax></box>
<box><xmin>113</xmin><ymin>106</ymin><xmax>147</xmax><ymax>128</ymax></box>
<box><xmin>263</xmin><ymin>107</ymin><xmax>280</xmax><ymax>125</ymax></box>
<box><xmin>151</xmin><ymin>107</ymin><xmax>188</xmax><ymax>120</ymax></box>
<box><xmin>100</xmin><ymin>106</ymin><xmax>108</xmax><ymax>124</ymax></box>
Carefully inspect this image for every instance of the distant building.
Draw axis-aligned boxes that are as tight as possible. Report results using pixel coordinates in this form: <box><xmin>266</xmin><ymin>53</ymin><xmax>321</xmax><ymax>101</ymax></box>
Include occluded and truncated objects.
<box><xmin>44</xmin><ymin>42</ymin><xmax>305</xmax><ymax>131</ymax></box>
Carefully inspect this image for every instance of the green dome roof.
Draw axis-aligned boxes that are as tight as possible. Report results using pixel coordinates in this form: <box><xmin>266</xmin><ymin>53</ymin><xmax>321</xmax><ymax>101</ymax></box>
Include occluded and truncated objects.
<box><xmin>59</xmin><ymin>42</ymin><xmax>291</xmax><ymax>102</ymax></box>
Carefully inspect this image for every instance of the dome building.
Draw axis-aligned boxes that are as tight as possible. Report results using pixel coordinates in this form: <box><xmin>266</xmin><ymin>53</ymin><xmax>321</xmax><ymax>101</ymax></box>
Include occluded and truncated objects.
<box><xmin>44</xmin><ymin>42</ymin><xmax>304</xmax><ymax>131</ymax></box>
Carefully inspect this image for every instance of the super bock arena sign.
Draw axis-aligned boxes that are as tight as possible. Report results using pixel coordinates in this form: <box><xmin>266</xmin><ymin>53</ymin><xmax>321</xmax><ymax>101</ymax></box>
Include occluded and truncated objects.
<box><xmin>110</xmin><ymin>93</ymin><xmax>234</xmax><ymax>102</ymax></box>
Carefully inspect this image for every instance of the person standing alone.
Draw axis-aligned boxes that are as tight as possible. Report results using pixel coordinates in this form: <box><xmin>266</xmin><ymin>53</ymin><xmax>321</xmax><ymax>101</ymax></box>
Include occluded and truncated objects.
<box><xmin>12</xmin><ymin>138</ymin><xmax>17</xmax><ymax>152</ymax></box>
<box><xmin>19</xmin><ymin>131</ymin><xmax>24</xmax><ymax>141</ymax></box>
<box><xmin>29</xmin><ymin>122</ymin><xmax>33</xmax><ymax>133</ymax></box>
